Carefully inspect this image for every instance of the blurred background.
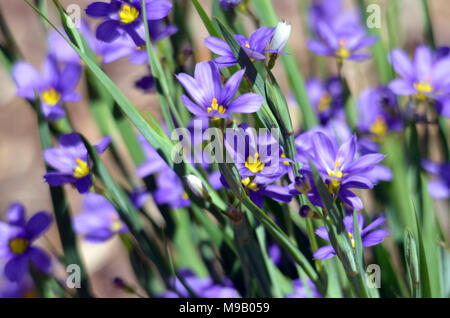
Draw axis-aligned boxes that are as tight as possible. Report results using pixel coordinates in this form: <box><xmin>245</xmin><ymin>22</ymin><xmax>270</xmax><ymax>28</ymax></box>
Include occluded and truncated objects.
<box><xmin>0</xmin><ymin>0</ymin><xmax>449</xmax><ymax>297</ymax></box>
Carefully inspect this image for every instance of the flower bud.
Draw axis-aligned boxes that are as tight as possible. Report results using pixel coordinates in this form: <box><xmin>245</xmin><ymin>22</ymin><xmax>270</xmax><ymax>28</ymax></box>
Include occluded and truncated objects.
<box><xmin>269</xmin><ymin>21</ymin><xmax>292</xmax><ymax>53</ymax></box>
<box><xmin>185</xmin><ymin>175</ymin><xmax>208</xmax><ymax>199</ymax></box>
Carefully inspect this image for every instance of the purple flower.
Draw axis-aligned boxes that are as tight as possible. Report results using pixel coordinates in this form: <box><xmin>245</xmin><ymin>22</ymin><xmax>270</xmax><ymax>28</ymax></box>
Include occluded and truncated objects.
<box><xmin>97</xmin><ymin>21</ymin><xmax>178</xmax><ymax>65</ymax></box>
<box><xmin>300</xmin><ymin>131</ymin><xmax>385</xmax><ymax>210</ymax></box>
<box><xmin>388</xmin><ymin>46</ymin><xmax>450</xmax><ymax>115</ymax></box>
<box><xmin>86</xmin><ymin>0</ymin><xmax>172</xmax><ymax>45</ymax></box>
<box><xmin>0</xmin><ymin>203</ymin><xmax>52</xmax><ymax>282</ymax></box>
<box><xmin>176</xmin><ymin>61</ymin><xmax>263</xmax><ymax>119</ymax></box>
<box><xmin>204</xmin><ymin>27</ymin><xmax>275</xmax><ymax>68</ymax></box>
<box><xmin>12</xmin><ymin>55</ymin><xmax>81</xmax><ymax>121</ymax></box>
<box><xmin>307</xmin><ymin>20</ymin><xmax>377</xmax><ymax>62</ymax></box>
<box><xmin>219</xmin><ymin>0</ymin><xmax>242</xmax><ymax>11</ymax></box>
<box><xmin>47</xmin><ymin>20</ymin><xmax>127</xmax><ymax>65</ymax></box>
<box><xmin>286</xmin><ymin>278</ymin><xmax>321</xmax><ymax>298</ymax></box>
<box><xmin>289</xmin><ymin>169</ymin><xmax>322</xmax><ymax>208</ymax></box>
<box><xmin>73</xmin><ymin>193</ymin><xmax>128</xmax><ymax>243</ymax></box>
<box><xmin>422</xmin><ymin>160</ymin><xmax>450</xmax><ymax>199</ymax></box>
<box><xmin>314</xmin><ymin>215</ymin><xmax>388</xmax><ymax>260</ymax></box>
<box><xmin>43</xmin><ymin>133</ymin><xmax>111</xmax><ymax>194</ymax></box>
<box><xmin>225</xmin><ymin>123</ymin><xmax>291</xmax><ymax>184</ymax></box>
<box><xmin>154</xmin><ymin>169</ymin><xmax>190</xmax><ymax>208</ymax></box>
<box><xmin>136</xmin><ymin>134</ymin><xmax>167</xmax><ymax>178</ymax></box>
<box><xmin>357</xmin><ymin>86</ymin><xmax>402</xmax><ymax>137</ymax></box>
<box><xmin>306</xmin><ymin>77</ymin><xmax>344</xmax><ymax>125</ymax></box>
<box><xmin>0</xmin><ymin>268</ymin><xmax>35</xmax><ymax>298</ymax></box>
<box><xmin>159</xmin><ymin>268</ymin><xmax>239</xmax><ymax>298</ymax></box>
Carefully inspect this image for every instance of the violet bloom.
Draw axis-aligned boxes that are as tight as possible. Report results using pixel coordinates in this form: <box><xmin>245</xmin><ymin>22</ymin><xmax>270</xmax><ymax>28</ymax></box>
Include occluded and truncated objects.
<box><xmin>303</xmin><ymin>131</ymin><xmax>385</xmax><ymax>210</ymax></box>
<box><xmin>286</xmin><ymin>278</ymin><xmax>321</xmax><ymax>298</ymax></box>
<box><xmin>306</xmin><ymin>77</ymin><xmax>344</xmax><ymax>125</ymax></box>
<box><xmin>86</xmin><ymin>0</ymin><xmax>172</xmax><ymax>45</ymax></box>
<box><xmin>388</xmin><ymin>46</ymin><xmax>450</xmax><ymax>113</ymax></box>
<box><xmin>73</xmin><ymin>193</ymin><xmax>128</xmax><ymax>243</ymax></box>
<box><xmin>12</xmin><ymin>55</ymin><xmax>81</xmax><ymax>121</ymax></box>
<box><xmin>422</xmin><ymin>160</ymin><xmax>450</xmax><ymax>199</ymax></box>
<box><xmin>357</xmin><ymin>86</ymin><xmax>402</xmax><ymax>138</ymax></box>
<box><xmin>0</xmin><ymin>203</ymin><xmax>52</xmax><ymax>282</ymax></box>
<box><xmin>154</xmin><ymin>169</ymin><xmax>190</xmax><ymax>208</ymax></box>
<box><xmin>307</xmin><ymin>20</ymin><xmax>377</xmax><ymax>62</ymax></box>
<box><xmin>204</xmin><ymin>27</ymin><xmax>275</xmax><ymax>68</ymax></box>
<box><xmin>160</xmin><ymin>268</ymin><xmax>239</xmax><ymax>298</ymax></box>
<box><xmin>314</xmin><ymin>214</ymin><xmax>388</xmax><ymax>260</ymax></box>
<box><xmin>47</xmin><ymin>20</ymin><xmax>127</xmax><ymax>65</ymax></box>
<box><xmin>219</xmin><ymin>0</ymin><xmax>242</xmax><ymax>11</ymax></box>
<box><xmin>99</xmin><ymin>21</ymin><xmax>178</xmax><ymax>65</ymax></box>
<box><xmin>225</xmin><ymin>123</ymin><xmax>291</xmax><ymax>184</ymax></box>
<box><xmin>0</xmin><ymin>267</ymin><xmax>35</xmax><ymax>298</ymax></box>
<box><xmin>136</xmin><ymin>134</ymin><xmax>167</xmax><ymax>178</ymax></box>
<box><xmin>43</xmin><ymin>133</ymin><xmax>111</xmax><ymax>194</ymax></box>
<box><xmin>177</xmin><ymin>61</ymin><xmax>263</xmax><ymax>119</ymax></box>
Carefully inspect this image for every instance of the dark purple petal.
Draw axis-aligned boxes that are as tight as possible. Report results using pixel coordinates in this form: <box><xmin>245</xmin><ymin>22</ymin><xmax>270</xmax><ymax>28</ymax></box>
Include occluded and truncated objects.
<box><xmin>249</xmin><ymin>190</ymin><xmax>264</xmax><ymax>209</ymax></box>
<box><xmin>75</xmin><ymin>175</ymin><xmax>93</xmax><ymax>194</ymax></box>
<box><xmin>4</xmin><ymin>255</ymin><xmax>29</xmax><ymax>282</ymax></box>
<box><xmin>96</xmin><ymin>20</ymin><xmax>121</xmax><ymax>43</ymax></box>
<box><xmin>41</xmin><ymin>104</ymin><xmax>66</xmax><ymax>121</ymax></box>
<box><xmin>86</xmin><ymin>2</ymin><xmax>116</xmax><ymax>17</ymax></box>
<box><xmin>362</xmin><ymin>229</ymin><xmax>388</xmax><ymax>247</ymax></box>
<box><xmin>28</xmin><ymin>247</ymin><xmax>52</xmax><ymax>273</ymax></box>
<box><xmin>313</xmin><ymin>245</ymin><xmax>336</xmax><ymax>260</ymax></box>
<box><xmin>44</xmin><ymin>172</ymin><xmax>76</xmax><ymax>186</ymax></box>
<box><xmin>25</xmin><ymin>212</ymin><xmax>52</xmax><ymax>242</ymax></box>
<box><xmin>260</xmin><ymin>185</ymin><xmax>292</xmax><ymax>203</ymax></box>
<box><xmin>227</xmin><ymin>93</ymin><xmax>263</xmax><ymax>113</ymax></box>
<box><xmin>249</xmin><ymin>27</ymin><xmax>275</xmax><ymax>52</ymax></box>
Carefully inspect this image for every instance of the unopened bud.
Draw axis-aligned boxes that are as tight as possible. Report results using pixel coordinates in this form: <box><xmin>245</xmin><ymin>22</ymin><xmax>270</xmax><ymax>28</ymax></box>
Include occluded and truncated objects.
<box><xmin>269</xmin><ymin>21</ymin><xmax>292</xmax><ymax>53</ymax></box>
<box><xmin>185</xmin><ymin>175</ymin><xmax>208</xmax><ymax>199</ymax></box>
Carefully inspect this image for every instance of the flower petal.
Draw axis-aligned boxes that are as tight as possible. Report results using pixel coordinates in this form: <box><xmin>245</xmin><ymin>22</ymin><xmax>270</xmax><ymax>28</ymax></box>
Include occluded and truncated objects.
<box><xmin>362</xmin><ymin>229</ymin><xmax>388</xmax><ymax>247</ymax></box>
<box><xmin>4</xmin><ymin>255</ymin><xmax>29</xmax><ymax>282</ymax></box>
<box><xmin>96</xmin><ymin>20</ymin><xmax>121</xmax><ymax>43</ymax></box>
<box><xmin>389</xmin><ymin>49</ymin><xmax>414</xmax><ymax>81</ymax></box>
<box><xmin>221</xmin><ymin>68</ymin><xmax>245</xmax><ymax>104</ymax></box>
<box><xmin>313</xmin><ymin>245</ymin><xmax>336</xmax><ymax>260</ymax></box>
<box><xmin>315</xmin><ymin>226</ymin><xmax>330</xmax><ymax>241</ymax></box>
<box><xmin>25</xmin><ymin>212</ymin><xmax>52</xmax><ymax>241</ymax></box>
<box><xmin>12</xmin><ymin>62</ymin><xmax>43</xmax><ymax>99</ymax></box>
<box><xmin>7</xmin><ymin>203</ymin><xmax>26</xmax><ymax>228</ymax></box>
<box><xmin>227</xmin><ymin>93</ymin><xmax>263</xmax><ymax>114</ymax></box>
<box><xmin>28</xmin><ymin>247</ymin><xmax>52</xmax><ymax>273</ymax></box>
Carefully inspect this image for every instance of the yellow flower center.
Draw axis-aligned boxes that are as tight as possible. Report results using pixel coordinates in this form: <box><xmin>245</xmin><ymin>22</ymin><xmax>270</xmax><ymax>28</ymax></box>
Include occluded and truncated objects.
<box><xmin>327</xmin><ymin>160</ymin><xmax>343</xmax><ymax>194</ymax></box>
<box><xmin>335</xmin><ymin>40</ymin><xmax>350</xmax><ymax>60</ymax></box>
<box><xmin>41</xmin><ymin>88</ymin><xmax>61</xmax><ymax>106</ymax></box>
<box><xmin>245</xmin><ymin>152</ymin><xmax>265</xmax><ymax>174</ymax></box>
<box><xmin>241</xmin><ymin>177</ymin><xmax>259</xmax><ymax>191</ymax></box>
<box><xmin>9</xmin><ymin>238</ymin><xmax>29</xmax><ymax>255</ymax></box>
<box><xmin>136</xmin><ymin>45</ymin><xmax>146</xmax><ymax>51</ymax></box>
<box><xmin>119</xmin><ymin>4</ymin><xmax>140</xmax><ymax>24</ymax></box>
<box><xmin>318</xmin><ymin>93</ymin><xmax>332</xmax><ymax>113</ymax></box>
<box><xmin>348</xmin><ymin>232</ymin><xmax>355</xmax><ymax>248</ymax></box>
<box><xmin>281</xmin><ymin>153</ymin><xmax>290</xmax><ymax>166</ymax></box>
<box><xmin>207</xmin><ymin>98</ymin><xmax>226</xmax><ymax>117</ymax></box>
<box><xmin>109</xmin><ymin>214</ymin><xmax>124</xmax><ymax>233</ymax></box>
<box><xmin>73</xmin><ymin>158</ymin><xmax>90</xmax><ymax>179</ymax></box>
<box><xmin>370</xmin><ymin>116</ymin><xmax>388</xmax><ymax>136</ymax></box>
<box><xmin>182</xmin><ymin>192</ymin><xmax>189</xmax><ymax>200</ymax></box>
<box><xmin>414</xmin><ymin>81</ymin><xmax>433</xmax><ymax>100</ymax></box>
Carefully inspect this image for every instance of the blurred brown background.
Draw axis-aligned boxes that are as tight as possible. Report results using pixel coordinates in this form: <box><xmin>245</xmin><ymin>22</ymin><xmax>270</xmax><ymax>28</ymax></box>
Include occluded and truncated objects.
<box><xmin>0</xmin><ymin>0</ymin><xmax>449</xmax><ymax>297</ymax></box>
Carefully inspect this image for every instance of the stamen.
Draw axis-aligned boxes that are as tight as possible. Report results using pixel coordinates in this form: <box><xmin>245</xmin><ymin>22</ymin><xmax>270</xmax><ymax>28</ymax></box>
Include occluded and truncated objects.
<box><xmin>9</xmin><ymin>238</ymin><xmax>29</xmax><ymax>255</ymax></box>
<box><xmin>245</xmin><ymin>152</ymin><xmax>265</xmax><ymax>173</ymax></box>
<box><xmin>207</xmin><ymin>98</ymin><xmax>226</xmax><ymax>115</ymax></box>
<box><xmin>73</xmin><ymin>158</ymin><xmax>90</xmax><ymax>179</ymax></box>
<box><xmin>41</xmin><ymin>88</ymin><xmax>61</xmax><ymax>106</ymax></box>
<box><xmin>119</xmin><ymin>4</ymin><xmax>140</xmax><ymax>24</ymax></box>
<box><xmin>241</xmin><ymin>178</ymin><xmax>259</xmax><ymax>191</ymax></box>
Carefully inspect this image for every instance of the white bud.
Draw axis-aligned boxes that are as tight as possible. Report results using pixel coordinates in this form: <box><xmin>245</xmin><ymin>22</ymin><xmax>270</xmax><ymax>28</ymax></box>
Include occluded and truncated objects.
<box><xmin>185</xmin><ymin>175</ymin><xmax>208</xmax><ymax>199</ymax></box>
<box><xmin>269</xmin><ymin>21</ymin><xmax>292</xmax><ymax>53</ymax></box>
